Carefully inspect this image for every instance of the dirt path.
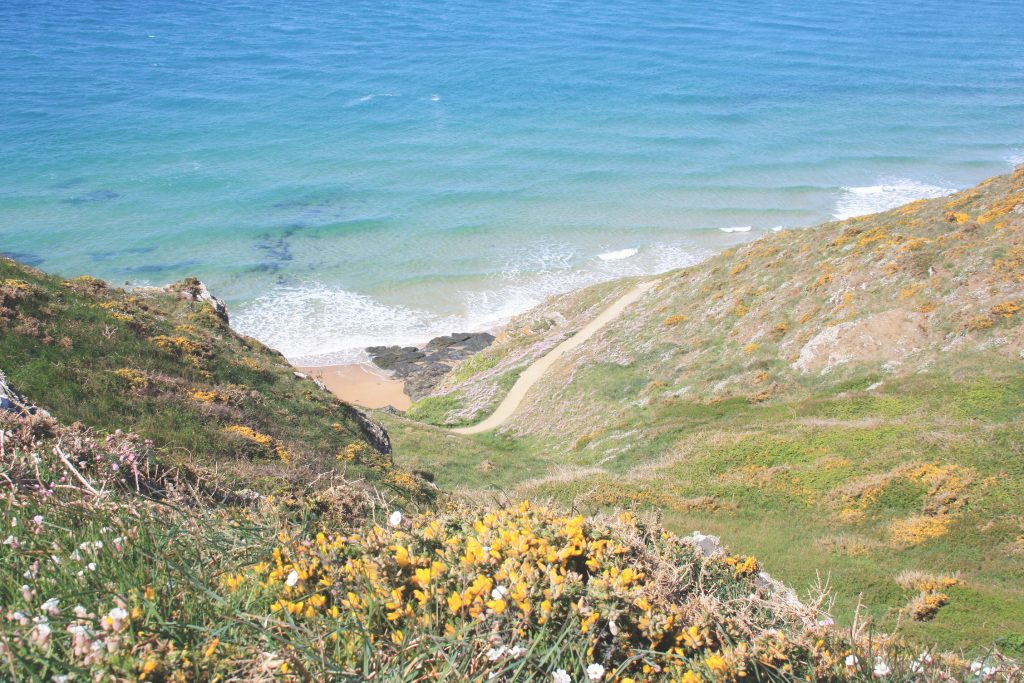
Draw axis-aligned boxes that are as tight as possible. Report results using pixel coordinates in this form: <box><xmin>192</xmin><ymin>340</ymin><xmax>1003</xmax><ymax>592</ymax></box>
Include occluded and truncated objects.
<box><xmin>452</xmin><ymin>279</ymin><xmax>659</xmax><ymax>435</ymax></box>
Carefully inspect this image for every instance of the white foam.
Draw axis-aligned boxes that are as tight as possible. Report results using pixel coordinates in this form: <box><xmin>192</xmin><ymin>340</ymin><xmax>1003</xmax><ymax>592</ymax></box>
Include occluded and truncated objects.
<box><xmin>719</xmin><ymin>226</ymin><xmax>752</xmax><ymax>233</ymax></box>
<box><xmin>597</xmin><ymin>248</ymin><xmax>638</xmax><ymax>261</ymax></box>
<box><xmin>1007</xmin><ymin>149</ymin><xmax>1024</xmax><ymax>167</ymax></box>
<box><xmin>232</xmin><ymin>284</ymin><xmax>461</xmax><ymax>365</ymax></box>
<box><xmin>430</xmin><ymin>94</ymin><xmax>441</xmax><ymax>102</ymax></box>
<box><xmin>771</xmin><ymin>225</ymin><xmax>784</xmax><ymax>232</ymax></box>
<box><xmin>232</xmin><ymin>240</ymin><xmax>712</xmax><ymax>365</ymax></box>
<box><xmin>353</xmin><ymin>92</ymin><xmax>400</xmax><ymax>104</ymax></box>
<box><xmin>833</xmin><ymin>179</ymin><xmax>955</xmax><ymax>220</ymax></box>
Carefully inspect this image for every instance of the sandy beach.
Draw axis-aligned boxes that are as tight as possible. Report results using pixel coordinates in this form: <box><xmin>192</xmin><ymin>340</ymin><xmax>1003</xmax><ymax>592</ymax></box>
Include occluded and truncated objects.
<box><xmin>296</xmin><ymin>363</ymin><xmax>411</xmax><ymax>411</ymax></box>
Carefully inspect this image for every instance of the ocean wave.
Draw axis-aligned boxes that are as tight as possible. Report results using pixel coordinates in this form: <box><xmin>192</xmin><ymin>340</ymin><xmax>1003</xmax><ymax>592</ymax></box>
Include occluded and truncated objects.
<box><xmin>597</xmin><ymin>248</ymin><xmax>638</xmax><ymax>261</ymax></box>
<box><xmin>833</xmin><ymin>179</ymin><xmax>956</xmax><ymax>220</ymax></box>
<box><xmin>718</xmin><ymin>226</ymin><xmax>752</xmax><ymax>233</ymax></box>
<box><xmin>232</xmin><ymin>241</ymin><xmax>711</xmax><ymax>365</ymax></box>
<box><xmin>1008</xmin><ymin>149</ymin><xmax>1024</xmax><ymax>167</ymax></box>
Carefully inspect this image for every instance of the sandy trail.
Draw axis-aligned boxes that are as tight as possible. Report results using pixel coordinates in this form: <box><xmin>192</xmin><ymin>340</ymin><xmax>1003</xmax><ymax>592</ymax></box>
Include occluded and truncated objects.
<box><xmin>452</xmin><ymin>279</ymin><xmax>658</xmax><ymax>435</ymax></box>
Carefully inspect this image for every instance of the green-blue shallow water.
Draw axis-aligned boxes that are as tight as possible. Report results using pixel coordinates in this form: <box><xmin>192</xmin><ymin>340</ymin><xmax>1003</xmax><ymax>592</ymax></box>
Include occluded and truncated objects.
<box><xmin>1</xmin><ymin>0</ymin><xmax>1022</xmax><ymax>362</ymax></box>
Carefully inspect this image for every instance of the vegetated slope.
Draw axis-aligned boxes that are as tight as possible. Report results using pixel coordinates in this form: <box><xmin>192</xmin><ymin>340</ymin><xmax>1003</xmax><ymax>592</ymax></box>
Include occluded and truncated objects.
<box><xmin>0</xmin><ymin>259</ymin><xmax>422</xmax><ymax>498</ymax></box>
<box><xmin>5</xmin><ymin>409</ymin><xmax>1019</xmax><ymax>681</ymax></box>
<box><xmin>393</xmin><ymin>166</ymin><xmax>1024</xmax><ymax>652</ymax></box>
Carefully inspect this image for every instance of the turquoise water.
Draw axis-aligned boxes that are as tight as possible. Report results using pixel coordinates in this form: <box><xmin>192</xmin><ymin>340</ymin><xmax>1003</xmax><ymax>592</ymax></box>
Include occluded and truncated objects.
<box><xmin>2</xmin><ymin>1</ymin><xmax>1022</xmax><ymax>363</ymax></box>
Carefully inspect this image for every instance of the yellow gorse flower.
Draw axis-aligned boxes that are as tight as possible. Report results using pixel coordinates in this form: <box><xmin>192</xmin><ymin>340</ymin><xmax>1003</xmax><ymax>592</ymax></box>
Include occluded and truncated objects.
<box><xmin>241</xmin><ymin>500</ymin><xmax>821</xmax><ymax>680</ymax></box>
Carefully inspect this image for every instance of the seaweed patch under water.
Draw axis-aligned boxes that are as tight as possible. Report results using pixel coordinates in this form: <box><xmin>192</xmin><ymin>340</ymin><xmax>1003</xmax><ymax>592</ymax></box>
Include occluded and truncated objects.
<box><xmin>122</xmin><ymin>260</ymin><xmax>201</xmax><ymax>275</ymax></box>
<box><xmin>1</xmin><ymin>251</ymin><xmax>43</xmax><ymax>267</ymax></box>
<box><xmin>62</xmin><ymin>189</ymin><xmax>121</xmax><ymax>205</ymax></box>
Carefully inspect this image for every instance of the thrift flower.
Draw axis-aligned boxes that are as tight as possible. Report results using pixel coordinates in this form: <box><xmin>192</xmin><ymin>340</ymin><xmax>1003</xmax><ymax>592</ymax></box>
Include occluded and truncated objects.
<box><xmin>845</xmin><ymin>654</ymin><xmax>859</xmax><ymax>668</ymax></box>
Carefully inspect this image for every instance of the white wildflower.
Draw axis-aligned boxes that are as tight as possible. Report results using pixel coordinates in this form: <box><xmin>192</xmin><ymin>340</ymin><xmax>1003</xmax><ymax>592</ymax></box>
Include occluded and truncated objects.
<box><xmin>102</xmin><ymin>607</ymin><xmax>129</xmax><ymax>632</ymax></box>
<box><xmin>388</xmin><ymin>510</ymin><xmax>403</xmax><ymax>527</ymax></box>
<box><xmin>509</xmin><ymin>645</ymin><xmax>526</xmax><ymax>658</ymax></box>
<box><xmin>552</xmin><ymin>670</ymin><xmax>572</xmax><ymax>683</ymax></box>
<box><xmin>982</xmin><ymin>666</ymin><xmax>997</xmax><ymax>679</ymax></box>
<box><xmin>285</xmin><ymin>570</ymin><xmax>299</xmax><ymax>587</ymax></box>
<box><xmin>486</xmin><ymin>646</ymin><xmax>507</xmax><ymax>661</ymax></box>
<box><xmin>87</xmin><ymin>562</ymin><xmax>97</xmax><ymax>572</ymax></box>
<box><xmin>586</xmin><ymin>663</ymin><xmax>605</xmax><ymax>681</ymax></box>
<box><xmin>970</xmin><ymin>662</ymin><xmax>984</xmax><ymax>673</ymax></box>
<box><xmin>21</xmin><ymin>585</ymin><xmax>34</xmax><ymax>601</ymax></box>
<box><xmin>30</xmin><ymin>622</ymin><xmax>51</xmax><ymax>647</ymax></box>
<box><xmin>845</xmin><ymin>654</ymin><xmax>859</xmax><ymax>668</ymax></box>
<box><xmin>817</xmin><ymin>617</ymin><xmax>834</xmax><ymax>627</ymax></box>
<box><xmin>41</xmin><ymin>598</ymin><xmax>60</xmax><ymax>617</ymax></box>
<box><xmin>872</xmin><ymin>658</ymin><xmax>890</xmax><ymax>678</ymax></box>
<box><xmin>491</xmin><ymin>585</ymin><xmax>508</xmax><ymax>601</ymax></box>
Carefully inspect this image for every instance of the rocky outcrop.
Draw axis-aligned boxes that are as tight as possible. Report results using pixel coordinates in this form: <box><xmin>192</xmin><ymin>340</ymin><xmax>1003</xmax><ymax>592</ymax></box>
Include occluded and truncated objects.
<box><xmin>164</xmin><ymin>278</ymin><xmax>230</xmax><ymax>324</ymax></box>
<box><xmin>349</xmin><ymin>406</ymin><xmax>392</xmax><ymax>455</ymax></box>
<box><xmin>683</xmin><ymin>531</ymin><xmax>805</xmax><ymax>615</ymax></box>
<box><xmin>367</xmin><ymin>332</ymin><xmax>495</xmax><ymax>400</ymax></box>
<box><xmin>134</xmin><ymin>278</ymin><xmax>230</xmax><ymax>324</ymax></box>
<box><xmin>793</xmin><ymin>309</ymin><xmax>931</xmax><ymax>374</ymax></box>
<box><xmin>0</xmin><ymin>369</ymin><xmax>46</xmax><ymax>417</ymax></box>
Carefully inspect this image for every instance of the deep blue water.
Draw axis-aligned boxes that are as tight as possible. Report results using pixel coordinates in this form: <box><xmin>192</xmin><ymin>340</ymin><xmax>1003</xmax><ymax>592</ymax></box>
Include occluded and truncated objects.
<box><xmin>1</xmin><ymin>0</ymin><xmax>1022</xmax><ymax>362</ymax></box>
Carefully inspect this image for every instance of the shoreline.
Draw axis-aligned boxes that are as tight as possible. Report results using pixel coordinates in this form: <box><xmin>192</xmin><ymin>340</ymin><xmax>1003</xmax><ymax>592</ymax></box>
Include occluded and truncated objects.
<box><xmin>295</xmin><ymin>362</ymin><xmax>412</xmax><ymax>411</ymax></box>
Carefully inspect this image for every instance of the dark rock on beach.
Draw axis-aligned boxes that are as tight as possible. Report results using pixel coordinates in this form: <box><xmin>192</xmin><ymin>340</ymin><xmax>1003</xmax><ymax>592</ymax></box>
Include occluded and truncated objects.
<box><xmin>367</xmin><ymin>332</ymin><xmax>495</xmax><ymax>401</ymax></box>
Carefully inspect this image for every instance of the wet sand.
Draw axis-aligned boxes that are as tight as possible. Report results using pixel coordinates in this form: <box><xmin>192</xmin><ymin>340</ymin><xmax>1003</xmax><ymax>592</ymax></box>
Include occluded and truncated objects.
<box><xmin>296</xmin><ymin>363</ymin><xmax>411</xmax><ymax>411</ymax></box>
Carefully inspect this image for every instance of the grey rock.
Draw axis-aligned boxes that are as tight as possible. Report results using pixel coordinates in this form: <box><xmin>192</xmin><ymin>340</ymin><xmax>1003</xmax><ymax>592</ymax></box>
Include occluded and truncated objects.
<box><xmin>0</xmin><ymin>369</ymin><xmax>48</xmax><ymax>417</ymax></box>
<box><xmin>366</xmin><ymin>332</ymin><xmax>496</xmax><ymax>401</ymax></box>
<box><xmin>350</xmin><ymin>407</ymin><xmax>392</xmax><ymax>455</ymax></box>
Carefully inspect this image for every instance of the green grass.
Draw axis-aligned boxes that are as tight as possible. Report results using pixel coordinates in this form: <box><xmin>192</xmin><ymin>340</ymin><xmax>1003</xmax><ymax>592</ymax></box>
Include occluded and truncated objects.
<box><xmin>0</xmin><ymin>260</ymin><xmax>423</xmax><ymax>497</ymax></box>
<box><xmin>409</xmin><ymin>364</ymin><xmax>1024</xmax><ymax>654</ymax></box>
<box><xmin>451</xmin><ymin>350</ymin><xmax>501</xmax><ymax>383</ymax></box>
<box><xmin>406</xmin><ymin>393</ymin><xmax>466</xmax><ymax>426</ymax></box>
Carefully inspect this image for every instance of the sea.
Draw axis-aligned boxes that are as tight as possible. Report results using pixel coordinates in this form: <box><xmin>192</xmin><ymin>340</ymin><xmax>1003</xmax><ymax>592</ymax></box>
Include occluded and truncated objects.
<box><xmin>2</xmin><ymin>0</ymin><xmax>1022</xmax><ymax>364</ymax></box>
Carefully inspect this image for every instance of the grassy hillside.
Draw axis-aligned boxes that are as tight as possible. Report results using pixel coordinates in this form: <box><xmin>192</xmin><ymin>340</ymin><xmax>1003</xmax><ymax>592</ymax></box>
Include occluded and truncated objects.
<box><xmin>0</xmin><ymin>259</ymin><xmax>426</xmax><ymax>499</ymax></box>
<box><xmin>4</xmin><ymin>408</ymin><xmax>1017</xmax><ymax>681</ymax></box>
<box><xmin>390</xmin><ymin>166</ymin><xmax>1024</xmax><ymax>653</ymax></box>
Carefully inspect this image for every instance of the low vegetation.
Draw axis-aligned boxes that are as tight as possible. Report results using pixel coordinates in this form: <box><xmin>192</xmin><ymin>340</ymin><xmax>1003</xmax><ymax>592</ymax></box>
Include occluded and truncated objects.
<box><xmin>3</xmin><ymin>410</ymin><xmax>1019</xmax><ymax>680</ymax></box>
